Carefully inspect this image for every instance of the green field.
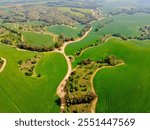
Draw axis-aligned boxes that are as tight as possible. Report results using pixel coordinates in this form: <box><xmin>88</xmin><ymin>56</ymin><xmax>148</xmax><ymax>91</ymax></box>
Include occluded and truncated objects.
<box><xmin>99</xmin><ymin>13</ymin><xmax>150</xmax><ymax>36</ymax></box>
<box><xmin>73</xmin><ymin>37</ymin><xmax>150</xmax><ymax>112</ymax></box>
<box><xmin>0</xmin><ymin>43</ymin><xmax>67</xmax><ymax>112</ymax></box>
<box><xmin>65</xmin><ymin>13</ymin><xmax>150</xmax><ymax>56</ymax></box>
<box><xmin>47</xmin><ymin>23</ymin><xmax>84</xmax><ymax>39</ymax></box>
<box><xmin>1</xmin><ymin>1</ymin><xmax>150</xmax><ymax>113</ymax></box>
<box><xmin>22</xmin><ymin>31</ymin><xmax>55</xmax><ymax>46</ymax></box>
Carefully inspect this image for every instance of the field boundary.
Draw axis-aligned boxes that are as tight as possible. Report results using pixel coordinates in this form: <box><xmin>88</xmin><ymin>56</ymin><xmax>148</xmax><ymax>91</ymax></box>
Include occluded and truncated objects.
<box><xmin>90</xmin><ymin>62</ymin><xmax>125</xmax><ymax>113</ymax></box>
<box><xmin>0</xmin><ymin>57</ymin><xmax>7</xmax><ymax>73</ymax></box>
<box><xmin>56</xmin><ymin>27</ymin><xmax>93</xmax><ymax>112</ymax></box>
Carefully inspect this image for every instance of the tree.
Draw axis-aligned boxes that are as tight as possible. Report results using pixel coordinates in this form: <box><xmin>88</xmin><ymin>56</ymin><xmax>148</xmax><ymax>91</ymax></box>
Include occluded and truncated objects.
<box><xmin>104</xmin><ymin>55</ymin><xmax>117</xmax><ymax>66</ymax></box>
<box><xmin>95</xmin><ymin>28</ymin><xmax>99</xmax><ymax>32</ymax></box>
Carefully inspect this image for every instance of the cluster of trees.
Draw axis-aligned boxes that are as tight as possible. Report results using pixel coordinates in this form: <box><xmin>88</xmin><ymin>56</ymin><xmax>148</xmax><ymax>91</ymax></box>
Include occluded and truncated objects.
<box><xmin>95</xmin><ymin>19</ymin><xmax>114</xmax><ymax>32</ymax></box>
<box><xmin>64</xmin><ymin>61</ymin><xmax>97</xmax><ymax>110</ymax></box>
<box><xmin>18</xmin><ymin>55</ymin><xmax>41</xmax><ymax>77</ymax></box>
<box><xmin>18</xmin><ymin>24</ymin><xmax>47</xmax><ymax>32</ymax></box>
<box><xmin>65</xmin><ymin>92</ymin><xmax>96</xmax><ymax>106</ymax></box>
<box><xmin>78</xmin><ymin>24</ymin><xmax>91</xmax><ymax>37</ymax></box>
<box><xmin>0</xmin><ymin>11</ymin><xmax>27</xmax><ymax>23</ymax></box>
<box><xmin>108</xmin><ymin>8</ymin><xmax>150</xmax><ymax>16</ymax></box>
<box><xmin>0</xmin><ymin>0</ymin><xmax>101</xmax><ymax>26</ymax></box>
<box><xmin>0</xmin><ymin>5</ymin><xmax>74</xmax><ymax>26</ymax></box>
<box><xmin>17</xmin><ymin>43</ymin><xmax>55</xmax><ymax>52</ymax></box>
<box><xmin>104</xmin><ymin>56</ymin><xmax>120</xmax><ymax>66</ymax></box>
<box><xmin>78</xmin><ymin>58</ymin><xmax>92</xmax><ymax>65</ymax></box>
<box><xmin>64</xmin><ymin>55</ymin><xmax>122</xmax><ymax>112</ymax></box>
<box><xmin>0</xmin><ymin>25</ymin><xmax>22</xmax><ymax>45</ymax></box>
<box><xmin>112</xmin><ymin>33</ymin><xmax>128</xmax><ymax>40</ymax></box>
<box><xmin>139</xmin><ymin>25</ymin><xmax>150</xmax><ymax>40</ymax></box>
<box><xmin>70</xmin><ymin>8</ymin><xmax>96</xmax><ymax>24</ymax></box>
<box><xmin>78</xmin><ymin>56</ymin><xmax>120</xmax><ymax>67</ymax></box>
<box><xmin>58</xmin><ymin>33</ymin><xmax>75</xmax><ymax>43</ymax></box>
<box><xmin>112</xmin><ymin>30</ymin><xmax>150</xmax><ymax>41</ymax></box>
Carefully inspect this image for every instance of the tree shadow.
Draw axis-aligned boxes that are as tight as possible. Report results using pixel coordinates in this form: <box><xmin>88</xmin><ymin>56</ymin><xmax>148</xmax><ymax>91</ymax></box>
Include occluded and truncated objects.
<box><xmin>55</xmin><ymin>98</ymin><xmax>61</xmax><ymax>106</ymax></box>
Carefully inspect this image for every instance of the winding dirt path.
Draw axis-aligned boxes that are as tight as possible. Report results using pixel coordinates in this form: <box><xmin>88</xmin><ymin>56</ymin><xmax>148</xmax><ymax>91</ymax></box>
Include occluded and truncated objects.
<box><xmin>58</xmin><ymin>27</ymin><xmax>93</xmax><ymax>53</ymax></box>
<box><xmin>0</xmin><ymin>57</ymin><xmax>7</xmax><ymax>73</ymax></box>
<box><xmin>56</xmin><ymin>27</ymin><xmax>93</xmax><ymax>111</ymax></box>
<box><xmin>90</xmin><ymin>62</ymin><xmax>125</xmax><ymax>113</ymax></box>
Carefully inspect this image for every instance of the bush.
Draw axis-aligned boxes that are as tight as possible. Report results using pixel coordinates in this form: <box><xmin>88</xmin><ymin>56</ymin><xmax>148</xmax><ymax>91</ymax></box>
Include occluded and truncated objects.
<box><xmin>37</xmin><ymin>74</ymin><xmax>41</xmax><ymax>77</ymax></box>
<box><xmin>25</xmin><ymin>71</ymin><xmax>32</xmax><ymax>76</ymax></box>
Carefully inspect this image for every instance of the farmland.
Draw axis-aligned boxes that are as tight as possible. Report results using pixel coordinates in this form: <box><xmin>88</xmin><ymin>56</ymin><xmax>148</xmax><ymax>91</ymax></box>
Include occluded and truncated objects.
<box><xmin>22</xmin><ymin>31</ymin><xmax>55</xmax><ymax>46</ymax></box>
<box><xmin>65</xmin><ymin>13</ymin><xmax>150</xmax><ymax>57</ymax></box>
<box><xmin>0</xmin><ymin>0</ymin><xmax>150</xmax><ymax>113</ymax></box>
<box><xmin>47</xmin><ymin>23</ymin><xmax>84</xmax><ymax>39</ymax></box>
<box><xmin>0</xmin><ymin>43</ymin><xmax>67</xmax><ymax>112</ymax></box>
<box><xmin>73</xmin><ymin>37</ymin><xmax>150</xmax><ymax>112</ymax></box>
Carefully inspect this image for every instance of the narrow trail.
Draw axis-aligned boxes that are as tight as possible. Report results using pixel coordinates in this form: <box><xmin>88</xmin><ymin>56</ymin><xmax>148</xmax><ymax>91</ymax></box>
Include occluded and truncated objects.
<box><xmin>90</xmin><ymin>62</ymin><xmax>125</xmax><ymax>113</ymax></box>
<box><xmin>56</xmin><ymin>27</ymin><xmax>93</xmax><ymax>112</ymax></box>
<box><xmin>0</xmin><ymin>57</ymin><xmax>7</xmax><ymax>73</ymax></box>
<box><xmin>14</xmin><ymin>27</ymin><xmax>92</xmax><ymax>110</ymax></box>
<box><xmin>58</xmin><ymin>27</ymin><xmax>93</xmax><ymax>53</ymax></box>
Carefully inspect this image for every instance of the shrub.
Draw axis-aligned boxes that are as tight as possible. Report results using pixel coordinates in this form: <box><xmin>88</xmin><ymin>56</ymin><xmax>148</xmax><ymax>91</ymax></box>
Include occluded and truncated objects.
<box><xmin>25</xmin><ymin>71</ymin><xmax>32</xmax><ymax>76</ymax></box>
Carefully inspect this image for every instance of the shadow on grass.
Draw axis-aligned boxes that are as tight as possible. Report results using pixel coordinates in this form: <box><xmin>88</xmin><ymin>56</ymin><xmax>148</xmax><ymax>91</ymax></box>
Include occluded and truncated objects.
<box><xmin>55</xmin><ymin>98</ymin><xmax>61</xmax><ymax>106</ymax></box>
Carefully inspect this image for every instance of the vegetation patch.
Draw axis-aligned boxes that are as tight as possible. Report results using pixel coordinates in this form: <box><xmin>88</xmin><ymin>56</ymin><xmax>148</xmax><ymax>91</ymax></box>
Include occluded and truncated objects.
<box><xmin>18</xmin><ymin>55</ymin><xmax>41</xmax><ymax>77</ymax></box>
<box><xmin>0</xmin><ymin>45</ymin><xmax>67</xmax><ymax>112</ymax></box>
<box><xmin>16</xmin><ymin>23</ymin><xmax>47</xmax><ymax>32</ymax></box>
<box><xmin>0</xmin><ymin>25</ymin><xmax>21</xmax><ymax>45</ymax></box>
<box><xmin>139</xmin><ymin>25</ymin><xmax>150</xmax><ymax>40</ymax></box>
<box><xmin>64</xmin><ymin>56</ymin><xmax>123</xmax><ymax>113</ymax></box>
<box><xmin>74</xmin><ymin>37</ymin><xmax>150</xmax><ymax>112</ymax></box>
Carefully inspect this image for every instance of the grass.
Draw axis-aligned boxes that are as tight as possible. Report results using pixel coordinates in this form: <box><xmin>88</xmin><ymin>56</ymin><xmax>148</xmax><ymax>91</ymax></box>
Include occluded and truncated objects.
<box><xmin>22</xmin><ymin>31</ymin><xmax>55</xmax><ymax>46</ymax></box>
<box><xmin>73</xmin><ymin>37</ymin><xmax>150</xmax><ymax>112</ymax></box>
<box><xmin>99</xmin><ymin>13</ymin><xmax>150</xmax><ymax>36</ymax></box>
<box><xmin>65</xmin><ymin>13</ymin><xmax>150</xmax><ymax>56</ymax></box>
<box><xmin>47</xmin><ymin>23</ymin><xmax>84</xmax><ymax>39</ymax></box>
<box><xmin>0</xmin><ymin>44</ymin><xmax>67</xmax><ymax>112</ymax></box>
